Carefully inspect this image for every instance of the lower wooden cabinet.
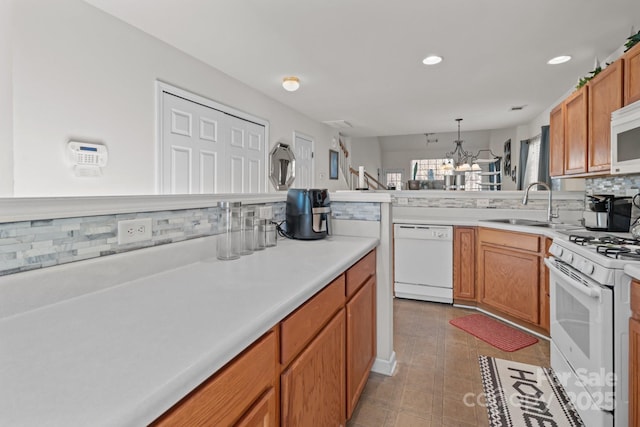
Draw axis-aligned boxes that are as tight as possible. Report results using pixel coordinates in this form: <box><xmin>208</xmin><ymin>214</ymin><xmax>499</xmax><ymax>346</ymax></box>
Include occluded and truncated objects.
<box><xmin>630</xmin><ymin>279</ymin><xmax>640</xmax><ymax>426</ymax></box>
<box><xmin>346</xmin><ymin>276</ymin><xmax>376</xmax><ymax>418</ymax></box>
<box><xmin>152</xmin><ymin>249</ymin><xmax>376</xmax><ymax>427</ymax></box>
<box><xmin>281</xmin><ymin>309</ymin><xmax>346</xmax><ymax>427</ymax></box>
<box><xmin>151</xmin><ymin>330</ymin><xmax>278</xmax><ymax>427</ymax></box>
<box><xmin>630</xmin><ymin>318</ymin><xmax>640</xmax><ymax>427</ymax></box>
<box><xmin>453</xmin><ymin>226</ymin><xmax>476</xmax><ymax>302</ymax></box>
<box><xmin>236</xmin><ymin>388</ymin><xmax>277</xmax><ymax>427</ymax></box>
<box><xmin>477</xmin><ymin>228</ymin><xmax>548</xmax><ymax>332</ymax></box>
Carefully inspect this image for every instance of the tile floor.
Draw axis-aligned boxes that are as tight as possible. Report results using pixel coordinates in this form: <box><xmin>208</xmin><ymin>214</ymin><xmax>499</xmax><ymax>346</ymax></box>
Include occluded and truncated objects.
<box><xmin>348</xmin><ymin>298</ymin><xmax>551</xmax><ymax>427</ymax></box>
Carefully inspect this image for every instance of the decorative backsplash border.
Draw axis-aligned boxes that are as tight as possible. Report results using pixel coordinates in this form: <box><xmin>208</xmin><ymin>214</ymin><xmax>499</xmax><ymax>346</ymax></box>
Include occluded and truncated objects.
<box><xmin>391</xmin><ymin>196</ymin><xmax>584</xmax><ymax>212</ymax></box>
<box><xmin>0</xmin><ymin>201</ymin><xmax>381</xmax><ymax>276</ymax></box>
<box><xmin>586</xmin><ymin>174</ymin><xmax>640</xmax><ymax>196</ymax></box>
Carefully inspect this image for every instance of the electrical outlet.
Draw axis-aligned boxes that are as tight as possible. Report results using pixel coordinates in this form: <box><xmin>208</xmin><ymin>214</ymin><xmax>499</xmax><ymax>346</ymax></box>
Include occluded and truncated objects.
<box><xmin>476</xmin><ymin>199</ymin><xmax>490</xmax><ymax>208</ymax></box>
<box><xmin>117</xmin><ymin>218</ymin><xmax>152</xmax><ymax>245</ymax></box>
<box><xmin>258</xmin><ymin>205</ymin><xmax>273</xmax><ymax>219</ymax></box>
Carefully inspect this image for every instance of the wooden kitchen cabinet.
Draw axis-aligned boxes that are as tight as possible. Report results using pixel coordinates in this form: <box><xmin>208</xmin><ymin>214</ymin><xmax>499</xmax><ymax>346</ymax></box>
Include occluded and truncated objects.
<box><xmin>152</xmin><ymin>330</ymin><xmax>278</xmax><ymax>427</ymax></box>
<box><xmin>281</xmin><ymin>309</ymin><xmax>346</xmax><ymax>427</ymax></box>
<box><xmin>346</xmin><ymin>275</ymin><xmax>376</xmax><ymax>419</ymax></box>
<box><xmin>539</xmin><ymin>238</ymin><xmax>552</xmax><ymax>334</ymax></box>
<box><xmin>630</xmin><ymin>279</ymin><xmax>640</xmax><ymax>426</ymax></box>
<box><xmin>549</xmin><ymin>103</ymin><xmax>565</xmax><ymax>177</ymax></box>
<box><xmin>453</xmin><ymin>226</ymin><xmax>476</xmax><ymax>303</ymax></box>
<box><xmin>624</xmin><ymin>43</ymin><xmax>640</xmax><ymax>106</ymax></box>
<box><xmin>477</xmin><ymin>228</ymin><xmax>547</xmax><ymax>331</ymax></box>
<box><xmin>588</xmin><ymin>60</ymin><xmax>623</xmax><ymax>172</ymax></box>
<box><xmin>564</xmin><ymin>87</ymin><xmax>588</xmax><ymax>175</ymax></box>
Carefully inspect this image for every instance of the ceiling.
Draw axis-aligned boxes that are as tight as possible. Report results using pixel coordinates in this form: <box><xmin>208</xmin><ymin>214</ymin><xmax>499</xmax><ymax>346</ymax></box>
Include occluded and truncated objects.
<box><xmin>84</xmin><ymin>0</ymin><xmax>640</xmax><ymax>138</ymax></box>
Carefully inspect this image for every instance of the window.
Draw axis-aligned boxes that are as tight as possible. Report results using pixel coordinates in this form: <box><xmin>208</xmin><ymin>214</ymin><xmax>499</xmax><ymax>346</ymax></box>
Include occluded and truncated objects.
<box><xmin>383</xmin><ymin>169</ymin><xmax>404</xmax><ymax>189</ymax></box>
<box><xmin>409</xmin><ymin>159</ymin><xmax>452</xmax><ymax>181</ymax></box>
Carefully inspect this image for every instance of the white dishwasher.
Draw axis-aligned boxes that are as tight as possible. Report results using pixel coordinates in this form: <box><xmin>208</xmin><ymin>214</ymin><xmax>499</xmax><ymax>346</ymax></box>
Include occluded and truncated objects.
<box><xmin>393</xmin><ymin>224</ymin><xmax>453</xmax><ymax>303</ymax></box>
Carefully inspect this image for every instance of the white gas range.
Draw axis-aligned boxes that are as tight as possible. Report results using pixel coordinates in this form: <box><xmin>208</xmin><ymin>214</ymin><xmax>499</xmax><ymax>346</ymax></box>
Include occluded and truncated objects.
<box><xmin>545</xmin><ymin>231</ymin><xmax>634</xmax><ymax>427</ymax></box>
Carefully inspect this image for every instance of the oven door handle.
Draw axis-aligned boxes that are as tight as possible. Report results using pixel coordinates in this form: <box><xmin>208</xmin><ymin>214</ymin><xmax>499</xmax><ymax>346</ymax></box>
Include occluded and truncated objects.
<box><xmin>544</xmin><ymin>258</ymin><xmax>602</xmax><ymax>299</ymax></box>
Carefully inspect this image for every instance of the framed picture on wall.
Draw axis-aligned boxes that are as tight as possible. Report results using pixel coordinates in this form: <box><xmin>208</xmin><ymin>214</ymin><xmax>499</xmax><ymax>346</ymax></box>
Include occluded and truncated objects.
<box><xmin>329</xmin><ymin>150</ymin><xmax>339</xmax><ymax>180</ymax></box>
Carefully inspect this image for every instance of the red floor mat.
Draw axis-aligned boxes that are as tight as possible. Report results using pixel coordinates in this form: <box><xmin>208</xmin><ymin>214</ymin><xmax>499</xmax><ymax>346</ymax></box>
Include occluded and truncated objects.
<box><xmin>449</xmin><ymin>313</ymin><xmax>538</xmax><ymax>352</ymax></box>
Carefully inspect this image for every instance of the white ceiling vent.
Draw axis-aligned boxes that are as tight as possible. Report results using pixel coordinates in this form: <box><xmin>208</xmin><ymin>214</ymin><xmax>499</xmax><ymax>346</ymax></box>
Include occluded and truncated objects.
<box><xmin>322</xmin><ymin>120</ymin><xmax>353</xmax><ymax>129</ymax></box>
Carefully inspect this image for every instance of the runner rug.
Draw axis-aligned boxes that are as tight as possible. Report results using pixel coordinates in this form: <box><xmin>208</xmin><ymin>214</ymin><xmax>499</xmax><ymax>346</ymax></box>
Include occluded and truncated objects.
<box><xmin>478</xmin><ymin>355</ymin><xmax>584</xmax><ymax>427</ymax></box>
<box><xmin>449</xmin><ymin>313</ymin><xmax>538</xmax><ymax>352</ymax></box>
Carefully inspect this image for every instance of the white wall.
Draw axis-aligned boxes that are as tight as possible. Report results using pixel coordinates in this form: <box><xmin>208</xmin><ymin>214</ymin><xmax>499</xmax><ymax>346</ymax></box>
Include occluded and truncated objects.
<box><xmin>0</xmin><ymin>0</ymin><xmax>13</xmax><ymax>196</ymax></box>
<box><xmin>350</xmin><ymin>137</ymin><xmax>382</xmax><ymax>182</ymax></box>
<box><xmin>9</xmin><ymin>0</ymin><xmax>345</xmax><ymax>197</ymax></box>
<box><xmin>380</xmin><ymin>130</ymin><xmax>492</xmax><ymax>181</ymax></box>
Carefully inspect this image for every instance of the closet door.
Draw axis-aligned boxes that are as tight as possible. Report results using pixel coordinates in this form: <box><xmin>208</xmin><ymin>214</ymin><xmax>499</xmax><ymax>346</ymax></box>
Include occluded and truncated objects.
<box><xmin>160</xmin><ymin>90</ymin><xmax>266</xmax><ymax>194</ymax></box>
<box><xmin>161</xmin><ymin>91</ymin><xmax>226</xmax><ymax>194</ymax></box>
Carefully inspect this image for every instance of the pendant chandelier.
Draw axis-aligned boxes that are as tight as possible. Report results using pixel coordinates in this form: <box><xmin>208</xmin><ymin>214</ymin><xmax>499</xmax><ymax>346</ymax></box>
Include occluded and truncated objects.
<box><xmin>445</xmin><ymin>118</ymin><xmax>474</xmax><ymax>170</ymax></box>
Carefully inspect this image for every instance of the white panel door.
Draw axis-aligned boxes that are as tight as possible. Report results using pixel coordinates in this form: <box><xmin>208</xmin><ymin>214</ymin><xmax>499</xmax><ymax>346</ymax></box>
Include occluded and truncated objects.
<box><xmin>161</xmin><ymin>92</ymin><xmax>226</xmax><ymax>194</ymax></box>
<box><xmin>226</xmin><ymin>116</ymin><xmax>266</xmax><ymax>193</ymax></box>
<box><xmin>294</xmin><ymin>133</ymin><xmax>313</xmax><ymax>188</ymax></box>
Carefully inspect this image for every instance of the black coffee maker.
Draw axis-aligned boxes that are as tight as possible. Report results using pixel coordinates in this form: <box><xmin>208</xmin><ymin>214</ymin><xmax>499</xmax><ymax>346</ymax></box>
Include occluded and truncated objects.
<box><xmin>285</xmin><ymin>189</ymin><xmax>331</xmax><ymax>240</ymax></box>
<box><xmin>584</xmin><ymin>195</ymin><xmax>632</xmax><ymax>231</ymax></box>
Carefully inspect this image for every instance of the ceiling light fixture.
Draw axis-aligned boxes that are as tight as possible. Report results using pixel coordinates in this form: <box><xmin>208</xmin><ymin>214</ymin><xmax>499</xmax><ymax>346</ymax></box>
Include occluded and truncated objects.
<box><xmin>422</xmin><ymin>55</ymin><xmax>443</xmax><ymax>65</ymax></box>
<box><xmin>445</xmin><ymin>118</ymin><xmax>474</xmax><ymax>169</ymax></box>
<box><xmin>282</xmin><ymin>76</ymin><xmax>300</xmax><ymax>91</ymax></box>
<box><xmin>547</xmin><ymin>55</ymin><xmax>572</xmax><ymax>65</ymax></box>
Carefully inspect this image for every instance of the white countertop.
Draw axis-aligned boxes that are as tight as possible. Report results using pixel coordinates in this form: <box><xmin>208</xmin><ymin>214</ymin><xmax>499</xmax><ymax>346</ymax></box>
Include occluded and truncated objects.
<box><xmin>624</xmin><ymin>264</ymin><xmax>640</xmax><ymax>280</ymax></box>
<box><xmin>0</xmin><ymin>235</ymin><xmax>378</xmax><ymax>427</ymax></box>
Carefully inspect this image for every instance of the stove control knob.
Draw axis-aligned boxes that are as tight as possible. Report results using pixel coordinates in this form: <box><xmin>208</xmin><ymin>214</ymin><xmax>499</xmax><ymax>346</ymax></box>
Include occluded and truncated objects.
<box><xmin>563</xmin><ymin>253</ymin><xmax>573</xmax><ymax>263</ymax></box>
<box><xmin>581</xmin><ymin>262</ymin><xmax>595</xmax><ymax>275</ymax></box>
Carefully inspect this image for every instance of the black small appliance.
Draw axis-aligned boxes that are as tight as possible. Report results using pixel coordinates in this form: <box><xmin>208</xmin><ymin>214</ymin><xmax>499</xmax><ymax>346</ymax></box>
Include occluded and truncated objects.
<box><xmin>584</xmin><ymin>195</ymin><xmax>632</xmax><ymax>232</ymax></box>
<box><xmin>285</xmin><ymin>189</ymin><xmax>331</xmax><ymax>240</ymax></box>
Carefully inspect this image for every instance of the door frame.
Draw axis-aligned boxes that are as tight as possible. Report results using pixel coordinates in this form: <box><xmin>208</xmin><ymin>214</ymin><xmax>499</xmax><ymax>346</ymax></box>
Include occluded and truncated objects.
<box><xmin>293</xmin><ymin>130</ymin><xmax>315</xmax><ymax>188</ymax></box>
<box><xmin>155</xmin><ymin>80</ymin><xmax>270</xmax><ymax>194</ymax></box>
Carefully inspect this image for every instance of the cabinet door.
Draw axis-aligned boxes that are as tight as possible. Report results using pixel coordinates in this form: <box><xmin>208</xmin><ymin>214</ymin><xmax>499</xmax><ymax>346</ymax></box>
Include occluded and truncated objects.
<box><xmin>478</xmin><ymin>245</ymin><xmax>540</xmax><ymax>323</ymax></box>
<box><xmin>346</xmin><ymin>276</ymin><xmax>376</xmax><ymax>419</ymax></box>
<box><xmin>281</xmin><ymin>309</ymin><xmax>346</xmax><ymax>427</ymax></box>
<box><xmin>631</xmin><ymin>318</ymin><xmax>640</xmax><ymax>427</ymax></box>
<box><xmin>549</xmin><ymin>103</ymin><xmax>565</xmax><ymax>177</ymax></box>
<box><xmin>624</xmin><ymin>43</ymin><xmax>640</xmax><ymax>106</ymax></box>
<box><xmin>453</xmin><ymin>227</ymin><xmax>476</xmax><ymax>301</ymax></box>
<box><xmin>564</xmin><ymin>87</ymin><xmax>588</xmax><ymax>175</ymax></box>
<box><xmin>588</xmin><ymin>60</ymin><xmax>623</xmax><ymax>172</ymax></box>
<box><xmin>152</xmin><ymin>331</ymin><xmax>277</xmax><ymax>427</ymax></box>
<box><xmin>235</xmin><ymin>388</ymin><xmax>277</xmax><ymax>427</ymax></box>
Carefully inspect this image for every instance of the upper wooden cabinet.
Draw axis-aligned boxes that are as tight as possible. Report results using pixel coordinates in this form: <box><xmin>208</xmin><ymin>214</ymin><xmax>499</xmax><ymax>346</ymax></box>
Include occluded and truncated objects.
<box><xmin>564</xmin><ymin>87</ymin><xmax>588</xmax><ymax>175</ymax></box>
<box><xmin>550</xmin><ymin>43</ymin><xmax>635</xmax><ymax>178</ymax></box>
<box><xmin>588</xmin><ymin>60</ymin><xmax>623</xmax><ymax>172</ymax></box>
<box><xmin>624</xmin><ymin>43</ymin><xmax>640</xmax><ymax>105</ymax></box>
<box><xmin>549</xmin><ymin>103</ymin><xmax>565</xmax><ymax>177</ymax></box>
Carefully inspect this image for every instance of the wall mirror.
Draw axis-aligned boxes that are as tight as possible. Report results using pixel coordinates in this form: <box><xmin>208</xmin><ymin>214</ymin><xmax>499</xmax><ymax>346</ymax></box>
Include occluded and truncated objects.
<box><xmin>269</xmin><ymin>142</ymin><xmax>296</xmax><ymax>190</ymax></box>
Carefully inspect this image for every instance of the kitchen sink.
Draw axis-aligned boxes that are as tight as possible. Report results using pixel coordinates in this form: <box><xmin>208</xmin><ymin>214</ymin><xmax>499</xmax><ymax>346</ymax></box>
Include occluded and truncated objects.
<box><xmin>480</xmin><ymin>218</ymin><xmax>583</xmax><ymax>230</ymax></box>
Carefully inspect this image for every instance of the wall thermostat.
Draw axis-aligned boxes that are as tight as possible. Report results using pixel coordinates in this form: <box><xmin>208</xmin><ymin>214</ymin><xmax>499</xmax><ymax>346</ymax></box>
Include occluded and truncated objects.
<box><xmin>68</xmin><ymin>141</ymin><xmax>108</xmax><ymax>167</ymax></box>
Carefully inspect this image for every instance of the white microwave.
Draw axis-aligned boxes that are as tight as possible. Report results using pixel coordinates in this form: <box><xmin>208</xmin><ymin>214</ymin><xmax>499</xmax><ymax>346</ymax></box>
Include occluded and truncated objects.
<box><xmin>611</xmin><ymin>99</ymin><xmax>640</xmax><ymax>174</ymax></box>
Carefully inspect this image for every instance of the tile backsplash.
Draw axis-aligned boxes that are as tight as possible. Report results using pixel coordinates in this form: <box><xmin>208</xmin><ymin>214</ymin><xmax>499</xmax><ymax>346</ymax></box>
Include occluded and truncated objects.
<box><xmin>0</xmin><ymin>200</ymin><xmax>382</xmax><ymax>276</ymax></box>
<box><xmin>586</xmin><ymin>174</ymin><xmax>640</xmax><ymax>196</ymax></box>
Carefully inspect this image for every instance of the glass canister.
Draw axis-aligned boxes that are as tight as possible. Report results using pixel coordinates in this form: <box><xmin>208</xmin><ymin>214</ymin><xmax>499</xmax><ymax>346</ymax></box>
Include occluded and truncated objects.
<box><xmin>217</xmin><ymin>201</ymin><xmax>241</xmax><ymax>260</ymax></box>
<box><xmin>239</xmin><ymin>207</ymin><xmax>255</xmax><ymax>255</ymax></box>
<box><xmin>265</xmin><ymin>221</ymin><xmax>277</xmax><ymax>247</ymax></box>
<box><xmin>254</xmin><ymin>217</ymin><xmax>266</xmax><ymax>251</ymax></box>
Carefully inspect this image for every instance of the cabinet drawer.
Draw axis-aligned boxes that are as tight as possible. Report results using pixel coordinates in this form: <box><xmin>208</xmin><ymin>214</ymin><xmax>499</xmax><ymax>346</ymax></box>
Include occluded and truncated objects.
<box><xmin>346</xmin><ymin>250</ymin><xmax>376</xmax><ymax>297</ymax></box>
<box><xmin>152</xmin><ymin>331</ymin><xmax>276</xmax><ymax>426</ymax></box>
<box><xmin>479</xmin><ymin>228</ymin><xmax>540</xmax><ymax>252</ymax></box>
<box><xmin>632</xmin><ymin>280</ymin><xmax>640</xmax><ymax>319</ymax></box>
<box><xmin>280</xmin><ymin>275</ymin><xmax>346</xmax><ymax>366</ymax></box>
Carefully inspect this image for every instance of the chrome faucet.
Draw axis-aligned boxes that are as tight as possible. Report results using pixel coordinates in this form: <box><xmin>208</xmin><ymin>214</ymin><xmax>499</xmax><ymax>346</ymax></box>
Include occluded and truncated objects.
<box><xmin>522</xmin><ymin>181</ymin><xmax>559</xmax><ymax>223</ymax></box>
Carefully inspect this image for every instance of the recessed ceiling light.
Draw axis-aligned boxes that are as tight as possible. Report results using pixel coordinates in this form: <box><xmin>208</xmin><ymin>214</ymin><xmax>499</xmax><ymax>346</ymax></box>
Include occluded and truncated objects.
<box><xmin>547</xmin><ymin>55</ymin><xmax>572</xmax><ymax>65</ymax></box>
<box><xmin>282</xmin><ymin>76</ymin><xmax>300</xmax><ymax>91</ymax></box>
<box><xmin>422</xmin><ymin>55</ymin><xmax>443</xmax><ymax>65</ymax></box>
